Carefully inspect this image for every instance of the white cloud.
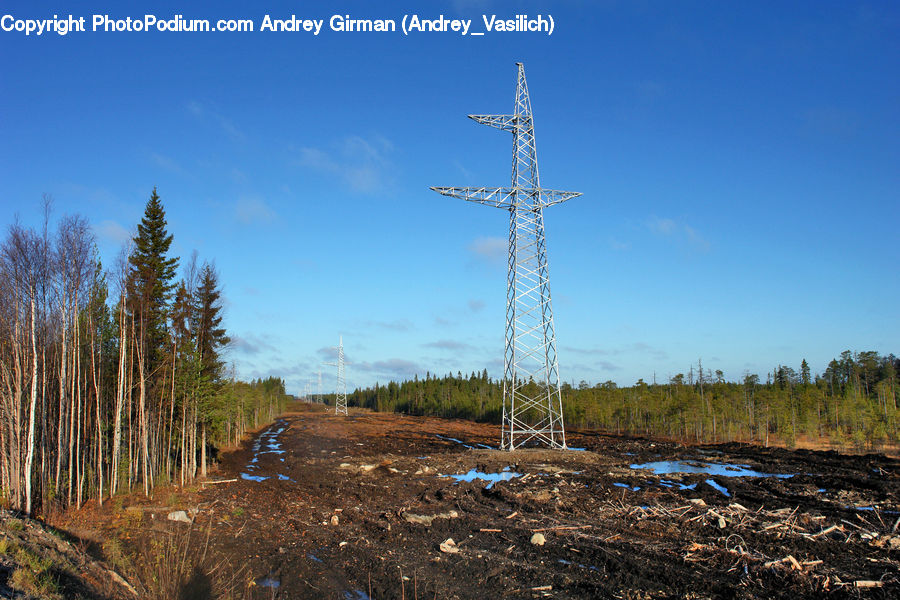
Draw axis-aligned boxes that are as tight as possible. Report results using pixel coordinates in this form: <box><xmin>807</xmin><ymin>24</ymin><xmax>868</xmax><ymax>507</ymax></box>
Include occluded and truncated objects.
<box><xmin>94</xmin><ymin>220</ymin><xmax>131</xmax><ymax>245</ymax></box>
<box><xmin>648</xmin><ymin>216</ymin><xmax>677</xmax><ymax>235</ymax></box>
<box><xmin>423</xmin><ymin>339</ymin><xmax>473</xmax><ymax>351</ymax></box>
<box><xmin>354</xmin><ymin>358</ymin><xmax>422</xmax><ymax>380</ymax></box>
<box><xmin>186</xmin><ymin>100</ymin><xmax>245</xmax><ymax>142</ymax></box>
<box><xmin>647</xmin><ymin>216</ymin><xmax>709</xmax><ymax>251</ymax></box>
<box><xmin>234</xmin><ymin>196</ymin><xmax>276</xmax><ymax>224</ymax></box>
<box><xmin>295</xmin><ymin>134</ymin><xmax>395</xmax><ymax>194</ymax></box>
<box><xmin>150</xmin><ymin>153</ymin><xmax>185</xmax><ymax>175</ymax></box>
<box><xmin>467</xmin><ymin>236</ymin><xmax>506</xmax><ymax>262</ymax></box>
<box><xmin>230</xmin><ymin>333</ymin><xmax>279</xmax><ymax>355</ymax></box>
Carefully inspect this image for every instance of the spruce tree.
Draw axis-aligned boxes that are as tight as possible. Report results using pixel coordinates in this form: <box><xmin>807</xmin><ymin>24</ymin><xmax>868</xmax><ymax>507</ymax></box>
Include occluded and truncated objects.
<box><xmin>194</xmin><ymin>262</ymin><xmax>229</xmax><ymax>381</ymax></box>
<box><xmin>127</xmin><ymin>188</ymin><xmax>179</xmax><ymax>387</ymax></box>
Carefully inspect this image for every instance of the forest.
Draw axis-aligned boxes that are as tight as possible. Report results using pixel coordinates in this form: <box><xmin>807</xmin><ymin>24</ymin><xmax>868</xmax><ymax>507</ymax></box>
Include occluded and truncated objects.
<box><xmin>0</xmin><ymin>193</ymin><xmax>289</xmax><ymax>516</ymax></box>
<box><xmin>346</xmin><ymin>352</ymin><xmax>899</xmax><ymax>451</ymax></box>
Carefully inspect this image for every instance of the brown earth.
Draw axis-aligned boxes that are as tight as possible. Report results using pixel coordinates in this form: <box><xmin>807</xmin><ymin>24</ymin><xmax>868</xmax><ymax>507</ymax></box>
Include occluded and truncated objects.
<box><xmin>61</xmin><ymin>403</ymin><xmax>899</xmax><ymax>599</ymax></box>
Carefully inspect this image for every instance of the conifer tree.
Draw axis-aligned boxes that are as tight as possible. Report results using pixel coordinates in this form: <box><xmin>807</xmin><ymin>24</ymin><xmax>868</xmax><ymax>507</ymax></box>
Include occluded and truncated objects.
<box><xmin>127</xmin><ymin>188</ymin><xmax>179</xmax><ymax>378</ymax></box>
<box><xmin>195</xmin><ymin>262</ymin><xmax>229</xmax><ymax>382</ymax></box>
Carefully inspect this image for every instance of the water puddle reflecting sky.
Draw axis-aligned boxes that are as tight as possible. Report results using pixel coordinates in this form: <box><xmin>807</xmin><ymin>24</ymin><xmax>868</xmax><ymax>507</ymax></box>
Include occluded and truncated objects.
<box><xmin>631</xmin><ymin>460</ymin><xmax>793</xmax><ymax>479</ymax></box>
<box><xmin>448</xmin><ymin>468</ymin><xmax>521</xmax><ymax>489</ymax></box>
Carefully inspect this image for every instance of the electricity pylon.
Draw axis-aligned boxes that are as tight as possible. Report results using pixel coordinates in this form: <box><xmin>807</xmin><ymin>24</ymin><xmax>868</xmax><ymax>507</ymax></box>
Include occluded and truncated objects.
<box><xmin>316</xmin><ymin>371</ymin><xmax>322</xmax><ymax>403</ymax></box>
<box><xmin>324</xmin><ymin>336</ymin><xmax>348</xmax><ymax>415</ymax></box>
<box><xmin>432</xmin><ymin>63</ymin><xmax>580</xmax><ymax>450</ymax></box>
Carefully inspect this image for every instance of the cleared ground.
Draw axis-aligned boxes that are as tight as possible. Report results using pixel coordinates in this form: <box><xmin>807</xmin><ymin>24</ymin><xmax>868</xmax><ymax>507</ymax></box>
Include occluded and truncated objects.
<box><xmin>67</xmin><ymin>403</ymin><xmax>900</xmax><ymax>599</ymax></box>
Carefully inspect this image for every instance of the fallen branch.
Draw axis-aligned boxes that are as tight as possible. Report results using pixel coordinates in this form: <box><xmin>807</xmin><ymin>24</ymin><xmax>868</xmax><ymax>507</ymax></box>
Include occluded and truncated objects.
<box><xmin>531</xmin><ymin>525</ymin><xmax>592</xmax><ymax>533</ymax></box>
<box><xmin>764</xmin><ymin>555</ymin><xmax>801</xmax><ymax>570</ymax></box>
<box><xmin>480</xmin><ymin>528</ymin><xmax>502</xmax><ymax>533</ymax></box>
<box><xmin>202</xmin><ymin>478</ymin><xmax>238</xmax><ymax>485</ymax></box>
<box><xmin>854</xmin><ymin>580</ymin><xmax>883</xmax><ymax>589</ymax></box>
<box><xmin>809</xmin><ymin>524</ymin><xmax>842</xmax><ymax>538</ymax></box>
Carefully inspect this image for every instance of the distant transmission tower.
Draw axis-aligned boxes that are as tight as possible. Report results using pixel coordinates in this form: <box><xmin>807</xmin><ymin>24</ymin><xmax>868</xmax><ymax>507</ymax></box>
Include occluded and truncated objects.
<box><xmin>324</xmin><ymin>336</ymin><xmax>348</xmax><ymax>415</ymax></box>
<box><xmin>315</xmin><ymin>370</ymin><xmax>322</xmax><ymax>404</ymax></box>
<box><xmin>432</xmin><ymin>63</ymin><xmax>580</xmax><ymax>450</ymax></box>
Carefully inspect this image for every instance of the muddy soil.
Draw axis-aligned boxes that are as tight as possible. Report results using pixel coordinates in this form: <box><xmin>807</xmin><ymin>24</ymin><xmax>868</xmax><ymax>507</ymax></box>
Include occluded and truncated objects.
<box><xmin>80</xmin><ymin>404</ymin><xmax>900</xmax><ymax>599</ymax></box>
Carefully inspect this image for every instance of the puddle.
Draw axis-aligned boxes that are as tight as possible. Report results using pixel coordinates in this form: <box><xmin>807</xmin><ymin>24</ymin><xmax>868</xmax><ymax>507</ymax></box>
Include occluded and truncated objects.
<box><xmin>557</xmin><ymin>558</ymin><xmax>599</xmax><ymax>572</ymax></box>
<box><xmin>613</xmin><ymin>482</ymin><xmax>640</xmax><ymax>491</ymax></box>
<box><xmin>847</xmin><ymin>505</ymin><xmax>900</xmax><ymax>515</ymax></box>
<box><xmin>436</xmin><ymin>434</ymin><xmax>474</xmax><ymax>449</ymax></box>
<box><xmin>245</xmin><ymin>419</ymin><xmax>289</xmax><ymax>475</ymax></box>
<box><xmin>705</xmin><ymin>479</ymin><xmax>730</xmax><ymax>497</ymax></box>
<box><xmin>448</xmin><ymin>469</ymin><xmax>521</xmax><ymax>489</ymax></box>
<box><xmin>343</xmin><ymin>591</ymin><xmax>372</xmax><ymax>600</ymax></box>
<box><xmin>631</xmin><ymin>460</ymin><xmax>793</xmax><ymax>479</ymax></box>
<box><xmin>257</xmin><ymin>577</ymin><xmax>280</xmax><ymax>588</ymax></box>
<box><xmin>277</xmin><ymin>474</ymin><xmax>294</xmax><ymax>481</ymax></box>
<box><xmin>307</xmin><ymin>553</ymin><xmax>323</xmax><ymax>563</ymax></box>
<box><xmin>568</xmin><ymin>447</ymin><xmax>587</xmax><ymax>451</ymax></box>
<box><xmin>659</xmin><ymin>479</ymin><xmax>697</xmax><ymax>490</ymax></box>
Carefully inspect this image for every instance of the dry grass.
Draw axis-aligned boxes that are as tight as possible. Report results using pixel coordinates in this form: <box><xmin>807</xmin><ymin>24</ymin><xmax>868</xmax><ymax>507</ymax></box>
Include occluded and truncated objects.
<box><xmin>127</xmin><ymin>516</ymin><xmax>252</xmax><ymax>600</ymax></box>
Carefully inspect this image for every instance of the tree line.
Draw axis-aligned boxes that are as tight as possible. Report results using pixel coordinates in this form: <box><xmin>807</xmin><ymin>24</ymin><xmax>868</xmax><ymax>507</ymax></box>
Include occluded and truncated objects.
<box><xmin>0</xmin><ymin>192</ymin><xmax>289</xmax><ymax>516</ymax></box>
<box><xmin>343</xmin><ymin>352</ymin><xmax>898</xmax><ymax>450</ymax></box>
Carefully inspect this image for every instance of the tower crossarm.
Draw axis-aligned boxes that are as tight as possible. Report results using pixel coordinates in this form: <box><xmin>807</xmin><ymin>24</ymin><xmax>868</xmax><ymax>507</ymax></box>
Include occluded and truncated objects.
<box><xmin>468</xmin><ymin>114</ymin><xmax>523</xmax><ymax>131</ymax></box>
<box><xmin>430</xmin><ymin>186</ymin><xmax>581</xmax><ymax>210</ymax></box>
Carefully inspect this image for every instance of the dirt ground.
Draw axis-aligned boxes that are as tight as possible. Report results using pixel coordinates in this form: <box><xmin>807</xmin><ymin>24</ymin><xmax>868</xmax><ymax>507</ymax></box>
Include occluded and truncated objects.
<box><xmin>68</xmin><ymin>403</ymin><xmax>900</xmax><ymax>599</ymax></box>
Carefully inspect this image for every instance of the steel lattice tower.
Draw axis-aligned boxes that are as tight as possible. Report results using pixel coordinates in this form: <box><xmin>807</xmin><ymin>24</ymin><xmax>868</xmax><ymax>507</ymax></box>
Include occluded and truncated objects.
<box><xmin>325</xmin><ymin>336</ymin><xmax>348</xmax><ymax>415</ymax></box>
<box><xmin>316</xmin><ymin>371</ymin><xmax>322</xmax><ymax>404</ymax></box>
<box><xmin>432</xmin><ymin>63</ymin><xmax>580</xmax><ymax>450</ymax></box>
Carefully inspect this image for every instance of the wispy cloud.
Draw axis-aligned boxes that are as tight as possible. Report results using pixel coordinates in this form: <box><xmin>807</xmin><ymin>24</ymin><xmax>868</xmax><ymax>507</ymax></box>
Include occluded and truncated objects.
<box><xmin>453</xmin><ymin>159</ymin><xmax>475</xmax><ymax>180</ymax></box>
<box><xmin>565</xmin><ymin>342</ymin><xmax>668</xmax><ymax>362</ymax></box>
<box><xmin>647</xmin><ymin>216</ymin><xmax>710</xmax><ymax>251</ymax></box>
<box><xmin>423</xmin><ymin>339</ymin><xmax>473</xmax><ymax>351</ymax></box>
<box><xmin>468</xmin><ymin>236</ymin><xmax>506</xmax><ymax>262</ymax></box>
<box><xmin>468</xmin><ymin>299</ymin><xmax>485</xmax><ymax>312</ymax></box>
<box><xmin>648</xmin><ymin>217</ymin><xmax>677</xmax><ymax>235</ymax></box>
<box><xmin>317</xmin><ymin>345</ymin><xmax>344</xmax><ymax>361</ymax></box>
<box><xmin>355</xmin><ymin>318</ymin><xmax>414</xmax><ymax>332</ymax></box>
<box><xmin>354</xmin><ymin>358</ymin><xmax>422</xmax><ymax>380</ymax></box>
<box><xmin>234</xmin><ymin>196</ymin><xmax>276</xmax><ymax>224</ymax></box>
<box><xmin>93</xmin><ymin>220</ymin><xmax>131</xmax><ymax>245</ymax></box>
<box><xmin>230</xmin><ymin>333</ymin><xmax>279</xmax><ymax>355</ymax></box>
<box><xmin>295</xmin><ymin>135</ymin><xmax>395</xmax><ymax>194</ymax></box>
<box><xmin>187</xmin><ymin>100</ymin><xmax>245</xmax><ymax>142</ymax></box>
<box><xmin>608</xmin><ymin>237</ymin><xmax>631</xmax><ymax>251</ymax></box>
<box><xmin>150</xmin><ymin>152</ymin><xmax>186</xmax><ymax>175</ymax></box>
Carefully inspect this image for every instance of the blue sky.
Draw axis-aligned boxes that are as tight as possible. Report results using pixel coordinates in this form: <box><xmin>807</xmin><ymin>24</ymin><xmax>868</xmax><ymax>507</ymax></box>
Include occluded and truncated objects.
<box><xmin>2</xmin><ymin>1</ymin><xmax>898</xmax><ymax>394</ymax></box>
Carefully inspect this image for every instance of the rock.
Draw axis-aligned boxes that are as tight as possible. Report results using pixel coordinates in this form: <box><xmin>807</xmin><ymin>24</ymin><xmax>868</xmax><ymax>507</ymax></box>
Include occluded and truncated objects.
<box><xmin>330</xmin><ymin>514</ymin><xmax>339</xmax><ymax>526</ymax></box>
<box><xmin>439</xmin><ymin>538</ymin><xmax>459</xmax><ymax>553</ymax></box>
<box><xmin>167</xmin><ymin>510</ymin><xmax>191</xmax><ymax>524</ymax></box>
<box><xmin>402</xmin><ymin>510</ymin><xmax>460</xmax><ymax>526</ymax></box>
<box><xmin>717</xmin><ymin>516</ymin><xmax>726</xmax><ymax>528</ymax></box>
<box><xmin>689</xmin><ymin>498</ymin><xmax>706</xmax><ymax>507</ymax></box>
<box><xmin>530</xmin><ymin>533</ymin><xmax>546</xmax><ymax>546</ymax></box>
